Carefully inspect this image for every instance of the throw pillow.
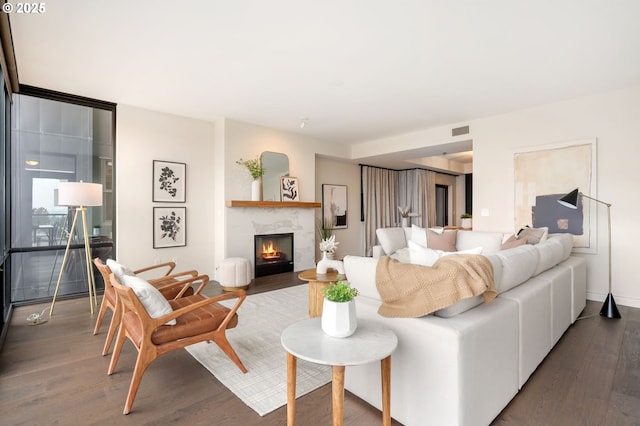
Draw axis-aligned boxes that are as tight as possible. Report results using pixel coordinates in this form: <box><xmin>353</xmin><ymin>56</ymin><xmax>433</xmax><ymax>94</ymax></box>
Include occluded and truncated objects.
<box><xmin>501</xmin><ymin>234</ymin><xmax>527</xmax><ymax>250</ymax></box>
<box><xmin>376</xmin><ymin>227</ymin><xmax>407</xmax><ymax>255</ymax></box>
<box><xmin>517</xmin><ymin>226</ymin><xmax>549</xmax><ymax>245</ymax></box>
<box><xmin>409</xmin><ymin>240</ymin><xmax>483</xmax><ymax>267</ymax></box>
<box><xmin>408</xmin><ymin>240</ymin><xmax>442</xmax><ymax>266</ymax></box>
<box><xmin>410</xmin><ymin>224</ymin><xmax>428</xmax><ymax>248</ymax></box>
<box><xmin>427</xmin><ymin>229</ymin><xmax>457</xmax><ymax>252</ymax></box>
<box><xmin>121</xmin><ymin>274</ymin><xmax>176</xmax><ymax>325</ymax></box>
<box><xmin>106</xmin><ymin>259</ymin><xmax>134</xmax><ymax>283</ymax></box>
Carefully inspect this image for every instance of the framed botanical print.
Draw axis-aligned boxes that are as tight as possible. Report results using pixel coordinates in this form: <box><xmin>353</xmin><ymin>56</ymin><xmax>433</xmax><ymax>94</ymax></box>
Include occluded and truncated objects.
<box><xmin>280</xmin><ymin>176</ymin><xmax>300</xmax><ymax>201</ymax></box>
<box><xmin>322</xmin><ymin>184</ymin><xmax>348</xmax><ymax>229</ymax></box>
<box><xmin>153</xmin><ymin>207</ymin><xmax>186</xmax><ymax>248</ymax></box>
<box><xmin>153</xmin><ymin>160</ymin><xmax>186</xmax><ymax>202</ymax></box>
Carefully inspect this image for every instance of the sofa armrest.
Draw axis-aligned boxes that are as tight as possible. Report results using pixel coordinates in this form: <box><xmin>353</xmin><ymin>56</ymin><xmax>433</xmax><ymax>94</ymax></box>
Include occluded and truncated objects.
<box><xmin>372</xmin><ymin>245</ymin><xmax>384</xmax><ymax>259</ymax></box>
<box><xmin>344</xmin><ymin>255</ymin><xmax>380</xmax><ymax>301</ymax></box>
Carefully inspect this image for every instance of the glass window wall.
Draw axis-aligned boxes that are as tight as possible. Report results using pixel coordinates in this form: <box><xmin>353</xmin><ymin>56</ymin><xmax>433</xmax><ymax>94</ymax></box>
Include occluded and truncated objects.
<box><xmin>10</xmin><ymin>92</ymin><xmax>115</xmax><ymax>303</ymax></box>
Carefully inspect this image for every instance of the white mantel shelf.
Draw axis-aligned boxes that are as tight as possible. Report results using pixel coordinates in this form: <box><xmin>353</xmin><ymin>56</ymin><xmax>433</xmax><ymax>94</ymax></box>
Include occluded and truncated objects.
<box><xmin>226</xmin><ymin>200</ymin><xmax>321</xmax><ymax>208</ymax></box>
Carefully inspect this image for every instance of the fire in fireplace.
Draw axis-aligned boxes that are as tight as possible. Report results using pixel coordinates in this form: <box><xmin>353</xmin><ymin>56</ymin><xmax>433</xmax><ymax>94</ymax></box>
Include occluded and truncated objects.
<box><xmin>254</xmin><ymin>233</ymin><xmax>294</xmax><ymax>277</ymax></box>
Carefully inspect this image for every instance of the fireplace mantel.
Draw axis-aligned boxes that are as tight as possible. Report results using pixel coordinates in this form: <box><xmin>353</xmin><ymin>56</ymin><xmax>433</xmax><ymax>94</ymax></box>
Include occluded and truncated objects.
<box><xmin>226</xmin><ymin>200</ymin><xmax>321</xmax><ymax>208</ymax></box>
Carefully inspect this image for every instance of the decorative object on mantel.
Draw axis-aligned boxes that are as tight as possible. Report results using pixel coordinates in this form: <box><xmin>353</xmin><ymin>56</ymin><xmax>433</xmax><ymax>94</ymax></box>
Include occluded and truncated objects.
<box><xmin>461</xmin><ymin>213</ymin><xmax>473</xmax><ymax>229</ymax></box>
<box><xmin>280</xmin><ymin>176</ymin><xmax>300</xmax><ymax>201</ymax></box>
<box><xmin>557</xmin><ymin>188</ymin><xmax>621</xmax><ymax>319</ymax></box>
<box><xmin>321</xmin><ymin>280</ymin><xmax>359</xmax><ymax>338</ymax></box>
<box><xmin>398</xmin><ymin>206</ymin><xmax>419</xmax><ymax>228</ymax></box>
<box><xmin>236</xmin><ymin>157</ymin><xmax>266</xmax><ymax>201</ymax></box>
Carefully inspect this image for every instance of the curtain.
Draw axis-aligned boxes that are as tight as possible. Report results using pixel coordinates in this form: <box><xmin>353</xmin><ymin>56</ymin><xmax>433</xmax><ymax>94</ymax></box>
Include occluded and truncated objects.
<box><xmin>362</xmin><ymin>166</ymin><xmax>441</xmax><ymax>255</ymax></box>
<box><xmin>362</xmin><ymin>166</ymin><xmax>397</xmax><ymax>256</ymax></box>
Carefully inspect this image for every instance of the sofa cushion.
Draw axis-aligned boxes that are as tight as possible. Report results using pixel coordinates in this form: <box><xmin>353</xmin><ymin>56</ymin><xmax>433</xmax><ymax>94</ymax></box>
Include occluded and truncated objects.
<box><xmin>409</xmin><ymin>240</ymin><xmax>483</xmax><ymax>267</ymax></box>
<box><xmin>427</xmin><ymin>229</ymin><xmax>457</xmax><ymax>251</ymax></box>
<box><xmin>410</xmin><ymin>224</ymin><xmax>428</xmax><ymax>247</ymax></box>
<box><xmin>495</xmin><ymin>245</ymin><xmax>540</xmax><ymax>293</ymax></box>
<box><xmin>376</xmin><ymin>227</ymin><xmax>407</xmax><ymax>255</ymax></box>
<box><xmin>434</xmin><ymin>295</ymin><xmax>484</xmax><ymax>318</ymax></box>
<box><xmin>456</xmin><ymin>230</ymin><xmax>504</xmax><ymax>255</ymax></box>
<box><xmin>389</xmin><ymin>247</ymin><xmax>410</xmax><ymax>263</ymax></box>
<box><xmin>551</xmin><ymin>233</ymin><xmax>574</xmax><ymax>259</ymax></box>
<box><xmin>534</xmin><ymin>237</ymin><xmax>568</xmax><ymax>275</ymax></box>
<box><xmin>343</xmin><ymin>255</ymin><xmax>380</xmax><ymax>300</ymax></box>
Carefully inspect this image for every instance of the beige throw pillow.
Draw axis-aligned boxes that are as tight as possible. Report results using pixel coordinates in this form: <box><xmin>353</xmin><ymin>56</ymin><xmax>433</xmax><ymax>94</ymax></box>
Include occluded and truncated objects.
<box><xmin>501</xmin><ymin>234</ymin><xmax>528</xmax><ymax>250</ymax></box>
<box><xmin>427</xmin><ymin>229</ymin><xmax>457</xmax><ymax>252</ymax></box>
<box><xmin>517</xmin><ymin>226</ymin><xmax>549</xmax><ymax>245</ymax></box>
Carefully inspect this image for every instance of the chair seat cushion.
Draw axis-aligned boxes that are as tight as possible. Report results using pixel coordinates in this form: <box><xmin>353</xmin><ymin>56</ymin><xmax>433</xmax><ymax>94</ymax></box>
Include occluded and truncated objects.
<box><xmin>123</xmin><ymin>295</ymin><xmax>239</xmax><ymax>346</ymax></box>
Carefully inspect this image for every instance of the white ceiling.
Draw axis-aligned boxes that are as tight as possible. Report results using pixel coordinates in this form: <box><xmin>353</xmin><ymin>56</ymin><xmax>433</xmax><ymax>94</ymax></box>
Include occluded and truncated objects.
<box><xmin>9</xmin><ymin>0</ymin><xmax>640</xmax><ymax>152</ymax></box>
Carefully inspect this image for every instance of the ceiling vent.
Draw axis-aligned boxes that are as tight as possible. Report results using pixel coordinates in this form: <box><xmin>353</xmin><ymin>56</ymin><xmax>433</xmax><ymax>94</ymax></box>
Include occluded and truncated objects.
<box><xmin>452</xmin><ymin>125</ymin><xmax>470</xmax><ymax>137</ymax></box>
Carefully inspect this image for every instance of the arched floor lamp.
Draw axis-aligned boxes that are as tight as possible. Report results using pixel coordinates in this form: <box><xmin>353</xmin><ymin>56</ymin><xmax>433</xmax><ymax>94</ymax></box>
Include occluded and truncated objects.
<box><xmin>557</xmin><ymin>188</ymin><xmax>621</xmax><ymax>319</ymax></box>
<box><xmin>49</xmin><ymin>181</ymin><xmax>103</xmax><ymax>317</ymax></box>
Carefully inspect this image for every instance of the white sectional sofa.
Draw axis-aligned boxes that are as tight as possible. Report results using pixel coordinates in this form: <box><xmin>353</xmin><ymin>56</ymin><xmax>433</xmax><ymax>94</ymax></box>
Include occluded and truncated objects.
<box><xmin>343</xmin><ymin>227</ymin><xmax>587</xmax><ymax>426</ymax></box>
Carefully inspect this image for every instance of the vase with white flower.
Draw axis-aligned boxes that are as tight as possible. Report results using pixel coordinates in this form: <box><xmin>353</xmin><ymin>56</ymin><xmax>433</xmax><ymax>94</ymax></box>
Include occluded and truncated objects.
<box><xmin>398</xmin><ymin>206</ymin><xmax>419</xmax><ymax>228</ymax></box>
<box><xmin>236</xmin><ymin>156</ymin><xmax>265</xmax><ymax>201</ymax></box>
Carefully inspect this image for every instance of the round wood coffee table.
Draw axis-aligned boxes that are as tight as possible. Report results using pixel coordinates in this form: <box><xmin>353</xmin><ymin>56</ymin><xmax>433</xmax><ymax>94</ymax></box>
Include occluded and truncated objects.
<box><xmin>298</xmin><ymin>268</ymin><xmax>345</xmax><ymax>317</ymax></box>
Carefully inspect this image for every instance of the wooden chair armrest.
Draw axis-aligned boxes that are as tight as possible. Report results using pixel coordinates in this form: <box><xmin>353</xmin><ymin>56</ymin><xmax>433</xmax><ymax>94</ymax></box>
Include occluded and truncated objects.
<box><xmin>133</xmin><ymin>261</ymin><xmax>176</xmax><ymax>276</ymax></box>
<box><xmin>148</xmin><ymin>270</ymin><xmax>199</xmax><ymax>285</ymax></box>
<box><xmin>154</xmin><ymin>274</ymin><xmax>208</xmax><ymax>298</ymax></box>
<box><xmin>155</xmin><ymin>289</ymin><xmax>247</xmax><ymax>325</ymax></box>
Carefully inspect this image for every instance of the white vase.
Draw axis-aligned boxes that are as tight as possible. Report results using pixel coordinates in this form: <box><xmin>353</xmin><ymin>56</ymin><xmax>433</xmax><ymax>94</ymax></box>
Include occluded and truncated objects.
<box><xmin>461</xmin><ymin>218</ymin><xmax>472</xmax><ymax>229</ymax></box>
<box><xmin>321</xmin><ymin>298</ymin><xmax>357</xmax><ymax>338</ymax></box>
<box><xmin>316</xmin><ymin>251</ymin><xmax>329</xmax><ymax>273</ymax></box>
<box><xmin>401</xmin><ymin>217</ymin><xmax>409</xmax><ymax>228</ymax></box>
<box><xmin>251</xmin><ymin>179</ymin><xmax>262</xmax><ymax>201</ymax></box>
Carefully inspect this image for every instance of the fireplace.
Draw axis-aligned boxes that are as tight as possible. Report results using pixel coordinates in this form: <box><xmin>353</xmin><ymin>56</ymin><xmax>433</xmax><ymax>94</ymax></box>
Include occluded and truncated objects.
<box><xmin>254</xmin><ymin>233</ymin><xmax>294</xmax><ymax>277</ymax></box>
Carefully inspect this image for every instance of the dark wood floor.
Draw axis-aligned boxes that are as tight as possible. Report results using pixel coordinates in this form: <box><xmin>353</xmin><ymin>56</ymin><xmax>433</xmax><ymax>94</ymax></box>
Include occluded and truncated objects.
<box><xmin>1</xmin><ymin>272</ymin><xmax>639</xmax><ymax>425</ymax></box>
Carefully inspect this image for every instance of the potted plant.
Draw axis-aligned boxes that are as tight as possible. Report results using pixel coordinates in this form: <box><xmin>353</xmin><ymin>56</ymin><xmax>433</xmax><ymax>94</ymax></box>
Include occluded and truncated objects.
<box><xmin>317</xmin><ymin>218</ymin><xmax>338</xmax><ymax>260</ymax></box>
<box><xmin>321</xmin><ymin>280</ymin><xmax>359</xmax><ymax>338</ymax></box>
<box><xmin>398</xmin><ymin>206</ymin><xmax>419</xmax><ymax>228</ymax></box>
<box><xmin>236</xmin><ymin>157</ymin><xmax>265</xmax><ymax>201</ymax></box>
<box><xmin>461</xmin><ymin>213</ymin><xmax>472</xmax><ymax>229</ymax></box>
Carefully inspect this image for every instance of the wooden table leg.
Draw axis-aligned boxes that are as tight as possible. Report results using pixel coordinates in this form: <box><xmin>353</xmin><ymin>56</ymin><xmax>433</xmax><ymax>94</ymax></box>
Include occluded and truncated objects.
<box><xmin>287</xmin><ymin>352</ymin><xmax>297</xmax><ymax>426</ymax></box>
<box><xmin>332</xmin><ymin>365</ymin><xmax>345</xmax><ymax>426</ymax></box>
<box><xmin>381</xmin><ymin>355</ymin><xmax>391</xmax><ymax>426</ymax></box>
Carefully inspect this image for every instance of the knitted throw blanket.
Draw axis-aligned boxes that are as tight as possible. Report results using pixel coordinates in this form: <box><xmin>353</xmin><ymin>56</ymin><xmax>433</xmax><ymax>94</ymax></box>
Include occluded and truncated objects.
<box><xmin>375</xmin><ymin>254</ymin><xmax>496</xmax><ymax>318</ymax></box>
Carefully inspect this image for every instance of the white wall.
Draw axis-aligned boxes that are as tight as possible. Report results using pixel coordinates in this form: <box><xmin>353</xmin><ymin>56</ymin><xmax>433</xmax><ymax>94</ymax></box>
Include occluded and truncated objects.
<box><xmin>115</xmin><ymin>105</ymin><xmax>216</xmax><ymax>275</ymax></box>
<box><xmin>350</xmin><ymin>85</ymin><xmax>640</xmax><ymax>308</ymax></box>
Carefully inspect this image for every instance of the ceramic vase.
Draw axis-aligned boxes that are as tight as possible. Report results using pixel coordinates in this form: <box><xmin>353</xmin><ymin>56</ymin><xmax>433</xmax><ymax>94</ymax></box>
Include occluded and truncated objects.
<box><xmin>251</xmin><ymin>179</ymin><xmax>262</xmax><ymax>201</ymax></box>
<box><xmin>461</xmin><ymin>218</ymin><xmax>472</xmax><ymax>229</ymax></box>
<box><xmin>321</xmin><ymin>298</ymin><xmax>357</xmax><ymax>338</ymax></box>
<box><xmin>316</xmin><ymin>251</ymin><xmax>329</xmax><ymax>273</ymax></box>
<box><xmin>401</xmin><ymin>217</ymin><xmax>409</xmax><ymax>228</ymax></box>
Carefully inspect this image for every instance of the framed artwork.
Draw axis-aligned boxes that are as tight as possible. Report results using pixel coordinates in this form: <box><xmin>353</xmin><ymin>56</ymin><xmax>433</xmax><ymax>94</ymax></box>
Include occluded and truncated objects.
<box><xmin>514</xmin><ymin>138</ymin><xmax>596</xmax><ymax>253</ymax></box>
<box><xmin>153</xmin><ymin>207</ymin><xmax>186</xmax><ymax>248</ymax></box>
<box><xmin>322</xmin><ymin>184</ymin><xmax>348</xmax><ymax>229</ymax></box>
<box><xmin>153</xmin><ymin>160</ymin><xmax>186</xmax><ymax>202</ymax></box>
<box><xmin>280</xmin><ymin>176</ymin><xmax>300</xmax><ymax>201</ymax></box>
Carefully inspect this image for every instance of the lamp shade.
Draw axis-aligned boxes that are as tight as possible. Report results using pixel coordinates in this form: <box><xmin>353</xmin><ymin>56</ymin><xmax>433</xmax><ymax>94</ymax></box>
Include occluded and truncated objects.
<box><xmin>557</xmin><ymin>188</ymin><xmax>579</xmax><ymax>209</ymax></box>
<box><xmin>58</xmin><ymin>182</ymin><xmax>103</xmax><ymax>206</ymax></box>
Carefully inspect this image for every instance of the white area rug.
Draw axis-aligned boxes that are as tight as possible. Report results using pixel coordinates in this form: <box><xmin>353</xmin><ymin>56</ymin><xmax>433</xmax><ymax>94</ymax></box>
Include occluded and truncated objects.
<box><xmin>185</xmin><ymin>284</ymin><xmax>332</xmax><ymax>416</ymax></box>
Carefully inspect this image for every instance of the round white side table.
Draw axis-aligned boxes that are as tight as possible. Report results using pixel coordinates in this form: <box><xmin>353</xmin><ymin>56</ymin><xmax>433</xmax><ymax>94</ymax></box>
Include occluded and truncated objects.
<box><xmin>281</xmin><ymin>318</ymin><xmax>397</xmax><ymax>426</ymax></box>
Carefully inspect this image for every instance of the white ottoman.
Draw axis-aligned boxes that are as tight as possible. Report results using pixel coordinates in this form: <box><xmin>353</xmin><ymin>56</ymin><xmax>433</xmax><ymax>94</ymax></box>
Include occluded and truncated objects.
<box><xmin>219</xmin><ymin>257</ymin><xmax>252</xmax><ymax>291</ymax></box>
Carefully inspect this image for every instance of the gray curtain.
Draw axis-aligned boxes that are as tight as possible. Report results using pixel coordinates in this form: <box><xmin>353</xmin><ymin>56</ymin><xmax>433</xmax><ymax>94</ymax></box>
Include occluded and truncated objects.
<box><xmin>362</xmin><ymin>166</ymin><xmax>398</xmax><ymax>256</ymax></box>
<box><xmin>362</xmin><ymin>166</ymin><xmax>439</xmax><ymax>255</ymax></box>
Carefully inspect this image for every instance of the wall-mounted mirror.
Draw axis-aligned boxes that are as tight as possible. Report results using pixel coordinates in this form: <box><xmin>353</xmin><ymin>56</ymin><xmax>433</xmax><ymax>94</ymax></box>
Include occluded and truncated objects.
<box><xmin>261</xmin><ymin>151</ymin><xmax>290</xmax><ymax>201</ymax></box>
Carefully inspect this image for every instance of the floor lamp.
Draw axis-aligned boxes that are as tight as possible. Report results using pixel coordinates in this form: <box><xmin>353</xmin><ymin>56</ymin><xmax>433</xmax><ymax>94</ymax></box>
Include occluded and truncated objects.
<box><xmin>49</xmin><ymin>181</ymin><xmax>103</xmax><ymax>317</ymax></box>
<box><xmin>557</xmin><ymin>188</ymin><xmax>621</xmax><ymax>319</ymax></box>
